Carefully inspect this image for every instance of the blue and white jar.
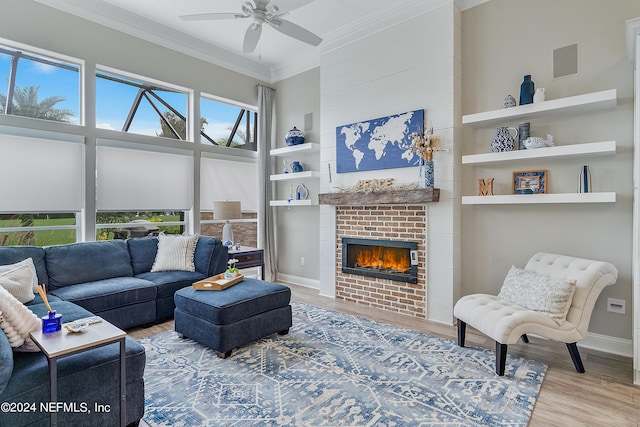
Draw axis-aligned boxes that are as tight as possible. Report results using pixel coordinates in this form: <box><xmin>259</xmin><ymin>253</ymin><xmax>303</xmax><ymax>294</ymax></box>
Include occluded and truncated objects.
<box><xmin>285</xmin><ymin>126</ymin><xmax>305</xmax><ymax>146</ymax></box>
<box><xmin>422</xmin><ymin>161</ymin><xmax>434</xmax><ymax>189</ymax></box>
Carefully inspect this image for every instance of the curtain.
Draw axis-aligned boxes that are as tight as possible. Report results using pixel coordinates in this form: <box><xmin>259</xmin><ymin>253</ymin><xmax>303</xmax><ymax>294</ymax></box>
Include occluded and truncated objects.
<box><xmin>257</xmin><ymin>85</ymin><xmax>277</xmax><ymax>281</ymax></box>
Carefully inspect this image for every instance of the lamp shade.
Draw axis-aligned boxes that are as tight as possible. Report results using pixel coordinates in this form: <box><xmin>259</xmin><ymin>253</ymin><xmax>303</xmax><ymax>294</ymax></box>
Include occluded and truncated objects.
<box><xmin>213</xmin><ymin>201</ymin><xmax>241</xmax><ymax>220</ymax></box>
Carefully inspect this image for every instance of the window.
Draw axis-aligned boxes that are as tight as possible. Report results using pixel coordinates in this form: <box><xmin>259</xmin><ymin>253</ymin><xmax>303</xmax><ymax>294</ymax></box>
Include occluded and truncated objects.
<box><xmin>0</xmin><ymin>213</ymin><xmax>78</xmax><ymax>246</ymax></box>
<box><xmin>201</xmin><ymin>95</ymin><xmax>257</xmax><ymax>151</ymax></box>
<box><xmin>0</xmin><ymin>42</ymin><xmax>80</xmax><ymax>125</ymax></box>
<box><xmin>96</xmin><ymin>69</ymin><xmax>189</xmax><ymax>140</ymax></box>
<box><xmin>95</xmin><ymin>211</ymin><xmax>184</xmax><ymax>240</ymax></box>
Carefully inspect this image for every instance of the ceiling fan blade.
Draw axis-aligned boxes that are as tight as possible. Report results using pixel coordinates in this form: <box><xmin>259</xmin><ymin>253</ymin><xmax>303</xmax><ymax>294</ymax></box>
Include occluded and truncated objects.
<box><xmin>243</xmin><ymin>24</ymin><xmax>263</xmax><ymax>53</ymax></box>
<box><xmin>266</xmin><ymin>0</ymin><xmax>314</xmax><ymax>15</ymax></box>
<box><xmin>268</xmin><ymin>18</ymin><xmax>322</xmax><ymax>46</ymax></box>
<box><xmin>179</xmin><ymin>12</ymin><xmax>247</xmax><ymax>21</ymax></box>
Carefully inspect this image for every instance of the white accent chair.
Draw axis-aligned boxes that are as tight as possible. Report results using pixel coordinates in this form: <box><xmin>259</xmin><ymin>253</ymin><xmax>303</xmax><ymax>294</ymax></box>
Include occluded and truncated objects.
<box><xmin>454</xmin><ymin>252</ymin><xmax>618</xmax><ymax>376</ymax></box>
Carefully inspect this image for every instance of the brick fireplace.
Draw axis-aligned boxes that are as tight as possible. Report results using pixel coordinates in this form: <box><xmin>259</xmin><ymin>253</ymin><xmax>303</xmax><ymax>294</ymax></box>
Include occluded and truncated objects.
<box><xmin>335</xmin><ymin>205</ymin><xmax>427</xmax><ymax>318</ymax></box>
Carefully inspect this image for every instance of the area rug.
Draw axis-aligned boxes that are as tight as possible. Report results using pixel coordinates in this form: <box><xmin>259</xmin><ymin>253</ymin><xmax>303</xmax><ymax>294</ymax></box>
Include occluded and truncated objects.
<box><xmin>140</xmin><ymin>302</ymin><xmax>546</xmax><ymax>426</ymax></box>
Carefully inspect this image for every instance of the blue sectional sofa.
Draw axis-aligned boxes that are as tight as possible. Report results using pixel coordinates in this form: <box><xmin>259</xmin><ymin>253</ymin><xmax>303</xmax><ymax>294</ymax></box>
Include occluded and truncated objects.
<box><xmin>0</xmin><ymin>236</ymin><xmax>228</xmax><ymax>426</ymax></box>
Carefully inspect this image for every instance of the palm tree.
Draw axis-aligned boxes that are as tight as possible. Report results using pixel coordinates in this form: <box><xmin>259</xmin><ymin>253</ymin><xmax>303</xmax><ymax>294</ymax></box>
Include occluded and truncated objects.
<box><xmin>0</xmin><ymin>84</ymin><xmax>73</xmax><ymax>122</ymax></box>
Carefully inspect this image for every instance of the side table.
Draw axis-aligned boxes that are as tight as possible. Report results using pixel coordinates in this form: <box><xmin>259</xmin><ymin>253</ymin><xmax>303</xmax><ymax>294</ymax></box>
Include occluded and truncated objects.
<box><xmin>29</xmin><ymin>319</ymin><xmax>127</xmax><ymax>427</ymax></box>
<box><xmin>228</xmin><ymin>246</ymin><xmax>265</xmax><ymax>280</ymax></box>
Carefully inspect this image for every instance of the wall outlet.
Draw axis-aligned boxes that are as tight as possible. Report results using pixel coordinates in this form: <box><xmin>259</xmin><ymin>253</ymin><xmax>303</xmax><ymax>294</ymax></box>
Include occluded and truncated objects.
<box><xmin>300</xmin><ymin>257</ymin><xmax>305</xmax><ymax>266</ymax></box>
<box><xmin>607</xmin><ymin>298</ymin><xmax>626</xmax><ymax>314</ymax></box>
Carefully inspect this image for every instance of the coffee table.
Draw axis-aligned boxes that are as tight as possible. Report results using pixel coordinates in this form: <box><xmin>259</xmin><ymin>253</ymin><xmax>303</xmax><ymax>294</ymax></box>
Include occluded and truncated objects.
<box><xmin>29</xmin><ymin>319</ymin><xmax>127</xmax><ymax>427</ymax></box>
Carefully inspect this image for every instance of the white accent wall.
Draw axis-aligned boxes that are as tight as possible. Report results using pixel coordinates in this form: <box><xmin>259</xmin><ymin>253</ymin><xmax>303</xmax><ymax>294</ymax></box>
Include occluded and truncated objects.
<box><xmin>317</xmin><ymin>3</ymin><xmax>462</xmax><ymax>323</ymax></box>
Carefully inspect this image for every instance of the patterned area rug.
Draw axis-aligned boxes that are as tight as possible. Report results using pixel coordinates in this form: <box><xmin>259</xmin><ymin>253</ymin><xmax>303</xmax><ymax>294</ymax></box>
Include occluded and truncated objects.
<box><xmin>140</xmin><ymin>302</ymin><xmax>546</xmax><ymax>426</ymax></box>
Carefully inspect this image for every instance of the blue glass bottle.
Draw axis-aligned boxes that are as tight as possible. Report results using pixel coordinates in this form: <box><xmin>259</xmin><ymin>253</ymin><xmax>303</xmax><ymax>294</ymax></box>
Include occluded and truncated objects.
<box><xmin>519</xmin><ymin>75</ymin><xmax>535</xmax><ymax>105</ymax></box>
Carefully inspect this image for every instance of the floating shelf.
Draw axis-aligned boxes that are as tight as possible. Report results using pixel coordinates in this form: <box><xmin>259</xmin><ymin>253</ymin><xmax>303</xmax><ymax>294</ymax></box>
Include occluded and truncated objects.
<box><xmin>462</xmin><ymin>89</ymin><xmax>617</xmax><ymax>127</ymax></box>
<box><xmin>270</xmin><ymin>199</ymin><xmax>316</xmax><ymax>206</ymax></box>
<box><xmin>270</xmin><ymin>171</ymin><xmax>320</xmax><ymax>181</ymax></box>
<box><xmin>270</xmin><ymin>143</ymin><xmax>319</xmax><ymax>157</ymax></box>
<box><xmin>462</xmin><ymin>192</ymin><xmax>616</xmax><ymax>205</ymax></box>
<box><xmin>462</xmin><ymin>141</ymin><xmax>616</xmax><ymax>165</ymax></box>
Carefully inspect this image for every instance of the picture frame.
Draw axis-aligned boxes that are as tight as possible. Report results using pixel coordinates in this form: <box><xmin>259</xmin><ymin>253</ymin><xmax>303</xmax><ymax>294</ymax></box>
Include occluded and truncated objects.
<box><xmin>512</xmin><ymin>170</ymin><xmax>547</xmax><ymax>194</ymax></box>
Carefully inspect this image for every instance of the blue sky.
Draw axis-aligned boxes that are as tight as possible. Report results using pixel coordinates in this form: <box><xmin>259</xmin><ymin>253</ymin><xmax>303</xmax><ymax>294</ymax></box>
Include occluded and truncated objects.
<box><xmin>0</xmin><ymin>48</ymin><xmax>249</xmax><ymax>142</ymax></box>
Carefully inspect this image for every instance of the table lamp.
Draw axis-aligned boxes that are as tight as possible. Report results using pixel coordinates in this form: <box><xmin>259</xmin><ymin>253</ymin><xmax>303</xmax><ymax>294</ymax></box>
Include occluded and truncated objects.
<box><xmin>213</xmin><ymin>201</ymin><xmax>241</xmax><ymax>246</ymax></box>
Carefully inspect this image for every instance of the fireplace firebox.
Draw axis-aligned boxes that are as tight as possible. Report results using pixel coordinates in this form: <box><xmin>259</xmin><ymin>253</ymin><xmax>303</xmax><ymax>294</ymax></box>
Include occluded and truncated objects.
<box><xmin>342</xmin><ymin>238</ymin><xmax>418</xmax><ymax>283</ymax></box>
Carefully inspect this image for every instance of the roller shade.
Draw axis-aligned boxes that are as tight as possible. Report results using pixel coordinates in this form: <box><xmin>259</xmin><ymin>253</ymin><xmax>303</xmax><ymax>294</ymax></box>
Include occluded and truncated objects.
<box><xmin>0</xmin><ymin>133</ymin><xmax>83</xmax><ymax>212</ymax></box>
<box><xmin>96</xmin><ymin>144</ymin><xmax>193</xmax><ymax>211</ymax></box>
<box><xmin>200</xmin><ymin>157</ymin><xmax>258</xmax><ymax>212</ymax></box>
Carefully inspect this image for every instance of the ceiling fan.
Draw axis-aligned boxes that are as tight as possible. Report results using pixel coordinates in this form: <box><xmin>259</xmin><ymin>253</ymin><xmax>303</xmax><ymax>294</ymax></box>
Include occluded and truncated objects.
<box><xmin>179</xmin><ymin>0</ymin><xmax>323</xmax><ymax>54</ymax></box>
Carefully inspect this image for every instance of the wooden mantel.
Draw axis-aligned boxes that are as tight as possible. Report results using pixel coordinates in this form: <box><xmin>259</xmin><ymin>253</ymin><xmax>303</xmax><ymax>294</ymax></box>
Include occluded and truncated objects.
<box><xmin>318</xmin><ymin>188</ymin><xmax>439</xmax><ymax>206</ymax></box>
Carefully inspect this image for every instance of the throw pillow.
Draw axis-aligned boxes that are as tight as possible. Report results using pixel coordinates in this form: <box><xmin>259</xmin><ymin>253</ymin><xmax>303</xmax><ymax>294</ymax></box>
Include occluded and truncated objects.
<box><xmin>0</xmin><ymin>258</ymin><xmax>38</xmax><ymax>303</ymax></box>
<box><xmin>498</xmin><ymin>266</ymin><xmax>577</xmax><ymax>325</ymax></box>
<box><xmin>151</xmin><ymin>234</ymin><xmax>198</xmax><ymax>272</ymax></box>
<box><xmin>0</xmin><ymin>285</ymin><xmax>40</xmax><ymax>351</ymax></box>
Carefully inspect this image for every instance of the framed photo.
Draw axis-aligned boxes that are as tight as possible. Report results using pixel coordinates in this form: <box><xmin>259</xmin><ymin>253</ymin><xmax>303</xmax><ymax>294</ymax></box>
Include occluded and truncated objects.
<box><xmin>512</xmin><ymin>170</ymin><xmax>547</xmax><ymax>194</ymax></box>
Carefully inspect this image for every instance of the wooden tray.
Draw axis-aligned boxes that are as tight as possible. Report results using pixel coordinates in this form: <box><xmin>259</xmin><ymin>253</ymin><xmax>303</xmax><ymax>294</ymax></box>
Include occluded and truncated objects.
<box><xmin>193</xmin><ymin>273</ymin><xmax>244</xmax><ymax>291</ymax></box>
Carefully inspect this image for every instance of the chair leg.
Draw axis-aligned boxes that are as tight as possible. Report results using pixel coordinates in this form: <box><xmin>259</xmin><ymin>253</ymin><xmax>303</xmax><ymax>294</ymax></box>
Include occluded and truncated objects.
<box><xmin>457</xmin><ymin>320</ymin><xmax>466</xmax><ymax>347</ymax></box>
<box><xmin>496</xmin><ymin>342</ymin><xmax>507</xmax><ymax>376</ymax></box>
<box><xmin>520</xmin><ymin>334</ymin><xmax>529</xmax><ymax>343</ymax></box>
<box><xmin>566</xmin><ymin>343</ymin><xmax>585</xmax><ymax>373</ymax></box>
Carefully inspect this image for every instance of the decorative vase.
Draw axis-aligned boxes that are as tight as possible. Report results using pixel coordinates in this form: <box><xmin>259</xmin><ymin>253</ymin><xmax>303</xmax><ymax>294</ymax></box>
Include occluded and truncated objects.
<box><xmin>519</xmin><ymin>75</ymin><xmax>535</xmax><ymax>105</ymax></box>
<box><xmin>491</xmin><ymin>127</ymin><xmax>518</xmax><ymax>152</ymax></box>
<box><xmin>422</xmin><ymin>160</ymin><xmax>434</xmax><ymax>189</ymax></box>
<box><xmin>578</xmin><ymin>165</ymin><xmax>591</xmax><ymax>193</ymax></box>
<box><xmin>285</xmin><ymin>126</ymin><xmax>305</xmax><ymax>146</ymax></box>
<box><xmin>518</xmin><ymin>122</ymin><xmax>530</xmax><ymax>150</ymax></box>
<box><xmin>502</xmin><ymin>94</ymin><xmax>516</xmax><ymax>108</ymax></box>
<box><xmin>290</xmin><ymin>161</ymin><xmax>303</xmax><ymax>172</ymax></box>
<box><xmin>533</xmin><ymin>88</ymin><xmax>546</xmax><ymax>103</ymax></box>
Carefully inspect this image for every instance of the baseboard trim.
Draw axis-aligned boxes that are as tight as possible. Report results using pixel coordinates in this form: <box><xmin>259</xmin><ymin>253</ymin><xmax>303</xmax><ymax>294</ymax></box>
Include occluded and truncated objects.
<box><xmin>275</xmin><ymin>273</ymin><xmax>320</xmax><ymax>289</ymax></box>
<box><xmin>579</xmin><ymin>332</ymin><xmax>633</xmax><ymax>358</ymax></box>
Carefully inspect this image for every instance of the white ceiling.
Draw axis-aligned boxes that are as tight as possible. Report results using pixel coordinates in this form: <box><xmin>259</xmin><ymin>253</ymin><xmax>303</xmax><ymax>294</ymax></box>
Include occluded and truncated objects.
<box><xmin>34</xmin><ymin>0</ymin><xmax>486</xmax><ymax>83</ymax></box>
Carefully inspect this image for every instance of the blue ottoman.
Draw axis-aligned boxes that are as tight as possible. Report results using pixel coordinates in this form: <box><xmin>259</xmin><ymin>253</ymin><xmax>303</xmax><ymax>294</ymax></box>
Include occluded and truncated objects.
<box><xmin>174</xmin><ymin>278</ymin><xmax>292</xmax><ymax>358</ymax></box>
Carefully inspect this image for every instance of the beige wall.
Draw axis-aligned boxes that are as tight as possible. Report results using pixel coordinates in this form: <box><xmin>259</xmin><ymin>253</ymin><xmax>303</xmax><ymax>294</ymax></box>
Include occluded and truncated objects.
<box><xmin>274</xmin><ymin>68</ymin><xmax>321</xmax><ymax>285</ymax></box>
<box><xmin>461</xmin><ymin>0</ymin><xmax>640</xmax><ymax>340</ymax></box>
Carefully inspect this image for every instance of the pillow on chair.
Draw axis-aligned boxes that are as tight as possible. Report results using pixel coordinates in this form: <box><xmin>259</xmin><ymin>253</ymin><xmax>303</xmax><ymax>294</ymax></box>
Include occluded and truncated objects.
<box><xmin>498</xmin><ymin>266</ymin><xmax>576</xmax><ymax>324</ymax></box>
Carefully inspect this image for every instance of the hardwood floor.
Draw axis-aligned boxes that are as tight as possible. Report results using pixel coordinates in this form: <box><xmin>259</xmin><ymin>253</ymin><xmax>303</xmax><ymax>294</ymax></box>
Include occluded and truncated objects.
<box><xmin>129</xmin><ymin>283</ymin><xmax>640</xmax><ymax>427</ymax></box>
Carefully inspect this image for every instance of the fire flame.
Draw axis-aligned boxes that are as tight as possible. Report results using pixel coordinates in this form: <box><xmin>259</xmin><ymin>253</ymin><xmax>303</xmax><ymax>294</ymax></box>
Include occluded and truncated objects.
<box><xmin>355</xmin><ymin>246</ymin><xmax>410</xmax><ymax>272</ymax></box>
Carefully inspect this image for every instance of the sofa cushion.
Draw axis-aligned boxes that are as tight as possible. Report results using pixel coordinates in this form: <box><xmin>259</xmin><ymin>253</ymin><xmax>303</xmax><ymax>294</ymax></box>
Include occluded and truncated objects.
<box><xmin>46</xmin><ymin>240</ymin><xmax>133</xmax><ymax>288</ymax></box>
<box><xmin>498</xmin><ymin>266</ymin><xmax>576</xmax><ymax>324</ymax></box>
<box><xmin>151</xmin><ymin>234</ymin><xmax>198</xmax><ymax>272</ymax></box>
<box><xmin>194</xmin><ymin>236</ymin><xmax>227</xmax><ymax>276</ymax></box>
<box><xmin>128</xmin><ymin>237</ymin><xmax>159</xmax><ymax>275</ymax></box>
<box><xmin>0</xmin><ymin>246</ymin><xmax>48</xmax><ymax>286</ymax></box>
<box><xmin>0</xmin><ymin>325</ymin><xmax>13</xmax><ymax>395</ymax></box>
<box><xmin>49</xmin><ymin>277</ymin><xmax>157</xmax><ymax>313</ymax></box>
<box><xmin>136</xmin><ymin>270</ymin><xmax>206</xmax><ymax>298</ymax></box>
<box><xmin>0</xmin><ymin>258</ymin><xmax>38</xmax><ymax>303</ymax></box>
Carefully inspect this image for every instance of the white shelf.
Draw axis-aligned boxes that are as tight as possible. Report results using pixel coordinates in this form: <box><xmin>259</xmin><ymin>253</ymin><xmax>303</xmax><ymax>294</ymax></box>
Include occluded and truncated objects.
<box><xmin>462</xmin><ymin>141</ymin><xmax>616</xmax><ymax>165</ymax></box>
<box><xmin>462</xmin><ymin>89</ymin><xmax>617</xmax><ymax>127</ymax></box>
<box><xmin>270</xmin><ymin>143</ymin><xmax>319</xmax><ymax>157</ymax></box>
<box><xmin>270</xmin><ymin>171</ymin><xmax>320</xmax><ymax>181</ymax></box>
<box><xmin>462</xmin><ymin>192</ymin><xmax>616</xmax><ymax>205</ymax></box>
<box><xmin>270</xmin><ymin>199</ymin><xmax>316</xmax><ymax>206</ymax></box>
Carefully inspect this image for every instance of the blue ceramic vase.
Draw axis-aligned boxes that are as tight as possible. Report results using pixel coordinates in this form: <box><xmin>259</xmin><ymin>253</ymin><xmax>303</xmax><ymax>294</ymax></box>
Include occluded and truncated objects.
<box><xmin>519</xmin><ymin>75</ymin><xmax>535</xmax><ymax>105</ymax></box>
<box><xmin>285</xmin><ymin>127</ymin><xmax>305</xmax><ymax>146</ymax></box>
<box><xmin>422</xmin><ymin>161</ymin><xmax>434</xmax><ymax>189</ymax></box>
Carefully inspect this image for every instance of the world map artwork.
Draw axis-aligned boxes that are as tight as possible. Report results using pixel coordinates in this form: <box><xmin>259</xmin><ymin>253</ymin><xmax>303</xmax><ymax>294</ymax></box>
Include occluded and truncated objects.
<box><xmin>336</xmin><ymin>109</ymin><xmax>424</xmax><ymax>173</ymax></box>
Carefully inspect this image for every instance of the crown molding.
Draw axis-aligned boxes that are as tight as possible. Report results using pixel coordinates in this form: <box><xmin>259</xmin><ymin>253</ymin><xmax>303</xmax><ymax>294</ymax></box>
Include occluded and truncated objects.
<box><xmin>34</xmin><ymin>0</ymin><xmax>490</xmax><ymax>83</ymax></box>
<box><xmin>34</xmin><ymin>0</ymin><xmax>273</xmax><ymax>82</ymax></box>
